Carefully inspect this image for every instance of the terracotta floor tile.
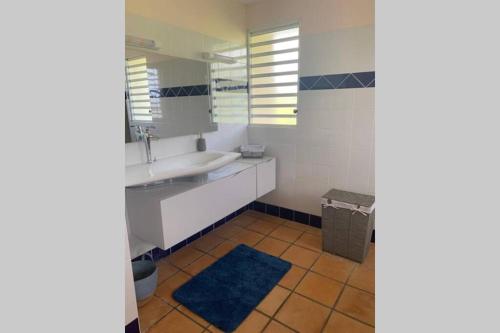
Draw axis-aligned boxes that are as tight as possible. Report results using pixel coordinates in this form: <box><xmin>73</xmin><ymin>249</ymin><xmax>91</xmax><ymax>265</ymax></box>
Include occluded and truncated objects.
<box><xmin>348</xmin><ymin>265</ymin><xmax>375</xmax><ymax>294</ymax></box>
<box><xmin>282</xmin><ymin>220</ymin><xmax>311</xmax><ymax>231</ymax></box>
<box><xmin>275</xmin><ymin>293</ymin><xmax>330</xmax><ymax>333</ymax></box>
<box><xmin>263</xmin><ymin>320</ymin><xmax>295</xmax><ymax>333</ymax></box>
<box><xmin>229</xmin><ymin>229</ymin><xmax>265</xmax><ymax>246</ymax></box>
<box><xmin>183</xmin><ymin>255</ymin><xmax>217</xmax><ymax>276</ymax></box>
<box><xmin>207</xmin><ymin>311</ymin><xmax>270</xmax><ymax>333</ymax></box>
<box><xmin>230</xmin><ymin>214</ymin><xmax>258</xmax><ymax>228</ymax></box>
<box><xmin>138</xmin><ymin>296</ymin><xmax>173</xmax><ymax>332</ymax></box>
<box><xmin>323</xmin><ymin>311</ymin><xmax>374</xmax><ymax>333</ymax></box>
<box><xmin>243</xmin><ymin>209</ymin><xmax>268</xmax><ymax>219</ymax></box>
<box><xmin>278</xmin><ymin>265</ymin><xmax>307</xmax><ymax>290</ymax></box>
<box><xmin>254</xmin><ymin>237</ymin><xmax>290</xmax><ymax>257</ymax></box>
<box><xmin>209</xmin><ymin>240</ymin><xmax>238</xmax><ymax>258</ymax></box>
<box><xmin>257</xmin><ymin>285</ymin><xmax>291</xmax><ymax>316</ymax></box>
<box><xmin>155</xmin><ymin>271</ymin><xmax>191</xmax><ymax>306</ymax></box>
<box><xmin>305</xmin><ymin>226</ymin><xmax>322</xmax><ymax>236</ymax></box>
<box><xmin>148</xmin><ymin>309</ymin><xmax>204</xmax><ymax>333</ymax></box>
<box><xmin>280</xmin><ymin>245</ymin><xmax>320</xmax><ymax>269</ymax></box>
<box><xmin>191</xmin><ymin>234</ymin><xmax>225</xmax><ymax>253</ymax></box>
<box><xmin>295</xmin><ymin>271</ymin><xmax>343</xmax><ymax>307</ymax></box>
<box><xmin>168</xmin><ymin>247</ymin><xmax>205</xmax><ymax>269</ymax></box>
<box><xmin>360</xmin><ymin>243</ymin><xmax>375</xmax><ymax>269</ymax></box>
<box><xmin>177</xmin><ymin>305</ymin><xmax>210</xmax><ymax>328</ymax></box>
<box><xmin>282</xmin><ymin>221</ymin><xmax>322</xmax><ymax>236</ymax></box>
<box><xmin>295</xmin><ymin>233</ymin><xmax>322</xmax><ymax>252</ymax></box>
<box><xmin>207</xmin><ymin>324</ymin><xmax>224</xmax><ymax>333</ymax></box>
<box><xmin>335</xmin><ymin>286</ymin><xmax>375</xmax><ymax>326</ymax></box>
<box><xmin>246</xmin><ymin>219</ymin><xmax>279</xmax><ymax>235</ymax></box>
<box><xmin>234</xmin><ymin>310</ymin><xmax>270</xmax><ymax>333</ymax></box>
<box><xmin>258</xmin><ymin>214</ymin><xmax>287</xmax><ymax>225</ymax></box>
<box><xmin>156</xmin><ymin>260</ymin><xmax>179</xmax><ymax>284</ymax></box>
<box><xmin>269</xmin><ymin>226</ymin><xmax>303</xmax><ymax>243</ymax></box>
<box><xmin>311</xmin><ymin>253</ymin><xmax>355</xmax><ymax>283</ymax></box>
<box><xmin>214</xmin><ymin>224</ymin><xmax>245</xmax><ymax>239</ymax></box>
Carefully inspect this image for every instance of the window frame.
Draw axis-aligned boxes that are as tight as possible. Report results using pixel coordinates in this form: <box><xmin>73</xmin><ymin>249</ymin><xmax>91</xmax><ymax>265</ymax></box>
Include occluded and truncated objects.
<box><xmin>125</xmin><ymin>56</ymin><xmax>154</xmax><ymax>123</ymax></box>
<box><xmin>247</xmin><ymin>23</ymin><xmax>300</xmax><ymax>127</ymax></box>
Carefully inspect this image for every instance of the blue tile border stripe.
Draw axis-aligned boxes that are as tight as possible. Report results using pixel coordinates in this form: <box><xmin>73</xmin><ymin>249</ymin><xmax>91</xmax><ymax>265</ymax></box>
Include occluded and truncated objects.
<box><xmin>133</xmin><ymin>200</ymin><xmax>374</xmax><ymax>261</ymax></box>
<box><xmin>149</xmin><ymin>84</ymin><xmax>209</xmax><ymax>98</ymax></box>
<box><xmin>127</xmin><ymin>71</ymin><xmax>374</xmax><ymax>100</ymax></box>
<box><xmin>299</xmin><ymin>71</ymin><xmax>375</xmax><ymax>90</ymax></box>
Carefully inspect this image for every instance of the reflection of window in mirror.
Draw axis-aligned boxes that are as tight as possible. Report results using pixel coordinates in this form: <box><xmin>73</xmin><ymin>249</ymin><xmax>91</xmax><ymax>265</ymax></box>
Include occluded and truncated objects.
<box><xmin>210</xmin><ymin>47</ymin><xmax>249</xmax><ymax>125</ymax></box>
<box><xmin>125</xmin><ymin>57</ymin><xmax>160</xmax><ymax>122</ymax></box>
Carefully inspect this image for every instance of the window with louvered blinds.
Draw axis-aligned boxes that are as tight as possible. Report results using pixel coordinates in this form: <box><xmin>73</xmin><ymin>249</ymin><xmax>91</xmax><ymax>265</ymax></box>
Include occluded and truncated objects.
<box><xmin>125</xmin><ymin>57</ymin><xmax>159</xmax><ymax>122</ymax></box>
<box><xmin>210</xmin><ymin>47</ymin><xmax>249</xmax><ymax>124</ymax></box>
<box><xmin>248</xmin><ymin>24</ymin><xmax>299</xmax><ymax>125</ymax></box>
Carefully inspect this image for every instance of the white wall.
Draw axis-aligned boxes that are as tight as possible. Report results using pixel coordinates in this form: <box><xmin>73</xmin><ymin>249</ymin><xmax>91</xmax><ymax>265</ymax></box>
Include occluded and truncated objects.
<box><xmin>247</xmin><ymin>0</ymin><xmax>375</xmax><ymax>216</ymax></box>
<box><xmin>125</xmin><ymin>0</ymin><xmax>249</xmax><ymax>166</ymax></box>
<box><xmin>125</xmin><ymin>228</ymin><xmax>138</xmax><ymax>326</ymax></box>
<box><xmin>126</xmin><ymin>0</ymin><xmax>246</xmax><ymax>44</ymax></box>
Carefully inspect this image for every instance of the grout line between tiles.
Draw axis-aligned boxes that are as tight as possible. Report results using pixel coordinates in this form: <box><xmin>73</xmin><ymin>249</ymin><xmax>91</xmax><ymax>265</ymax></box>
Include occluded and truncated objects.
<box><xmin>171</xmin><ymin>307</ymin><xmax>209</xmax><ymax>330</ymax></box>
<box><xmin>318</xmin><ymin>260</ymin><xmax>357</xmax><ymax>332</ymax></box>
<box><xmin>140</xmin><ymin>297</ymin><xmax>175</xmax><ymax>333</ymax></box>
<box><xmin>333</xmin><ymin>309</ymin><xmax>375</xmax><ymax>328</ymax></box>
<box><xmin>265</xmin><ymin>245</ymin><xmax>324</xmax><ymax>332</ymax></box>
<box><xmin>148</xmin><ymin>212</ymin><xmax>374</xmax><ymax>332</ymax></box>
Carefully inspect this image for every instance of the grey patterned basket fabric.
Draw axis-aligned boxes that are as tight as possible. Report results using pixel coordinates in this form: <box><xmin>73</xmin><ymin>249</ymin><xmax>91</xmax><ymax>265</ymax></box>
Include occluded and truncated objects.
<box><xmin>240</xmin><ymin>144</ymin><xmax>266</xmax><ymax>158</ymax></box>
<box><xmin>321</xmin><ymin>189</ymin><xmax>375</xmax><ymax>263</ymax></box>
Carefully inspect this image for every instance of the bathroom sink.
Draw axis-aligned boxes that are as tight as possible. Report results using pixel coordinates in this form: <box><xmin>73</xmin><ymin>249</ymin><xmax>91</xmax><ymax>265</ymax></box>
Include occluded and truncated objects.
<box><xmin>126</xmin><ymin>151</ymin><xmax>241</xmax><ymax>187</ymax></box>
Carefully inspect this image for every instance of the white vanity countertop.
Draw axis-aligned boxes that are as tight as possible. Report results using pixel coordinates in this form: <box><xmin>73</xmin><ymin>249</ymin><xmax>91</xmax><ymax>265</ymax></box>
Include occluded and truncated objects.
<box><xmin>125</xmin><ymin>150</ymin><xmax>241</xmax><ymax>187</ymax></box>
<box><xmin>237</xmin><ymin>156</ymin><xmax>274</xmax><ymax>165</ymax></box>
<box><xmin>125</xmin><ymin>161</ymin><xmax>255</xmax><ymax>200</ymax></box>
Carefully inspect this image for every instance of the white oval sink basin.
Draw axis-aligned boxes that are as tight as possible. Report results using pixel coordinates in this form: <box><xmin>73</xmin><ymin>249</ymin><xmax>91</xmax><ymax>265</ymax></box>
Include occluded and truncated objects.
<box><xmin>126</xmin><ymin>151</ymin><xmax>241</xmax><ymax>187</ymax></box>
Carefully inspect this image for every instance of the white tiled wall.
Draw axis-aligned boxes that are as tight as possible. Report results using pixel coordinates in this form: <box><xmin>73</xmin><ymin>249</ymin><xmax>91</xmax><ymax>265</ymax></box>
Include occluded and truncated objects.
<box><xmin>126</xmin><ymin>12</ymin><xmax>244</xmax><ymax>62</ymax></box>
<box><xmin>248</xmin><ymin>26</ymin><xmax>375</xmax><ymax>216</ymax></box>
<box><xmin>300</xmin><ymin>25</ymin><xmax>375</xmax><ymax>75</ymax></box>
<box><xmin>125</xmin><ymin>7</ymin><xmax>249</xmax><ymax>167</ymax></box>
<box><xmin>153</xmin><ymin>57</ymin><xmax>208</xmax><ymax>87</ymax></box>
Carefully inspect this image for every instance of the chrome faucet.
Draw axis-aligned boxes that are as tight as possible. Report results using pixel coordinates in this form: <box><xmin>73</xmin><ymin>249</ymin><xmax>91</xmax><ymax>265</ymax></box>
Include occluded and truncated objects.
<box><xmin>136</xmin><ymin>125</ymin><xmax>158</xmax><ymax>163</ymax></box>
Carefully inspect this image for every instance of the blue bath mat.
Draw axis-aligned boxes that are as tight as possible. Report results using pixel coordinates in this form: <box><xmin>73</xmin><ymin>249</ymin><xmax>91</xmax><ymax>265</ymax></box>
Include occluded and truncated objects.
<box><xmin>173</xmin><ymin>244</ymin><xmax>291</xmax><ymax>332</ymax></box>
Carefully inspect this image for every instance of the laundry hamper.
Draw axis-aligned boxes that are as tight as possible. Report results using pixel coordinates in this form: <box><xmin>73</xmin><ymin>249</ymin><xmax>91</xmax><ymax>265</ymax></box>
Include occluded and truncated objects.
<box><xmin>321</xmin><ymin>189</ymin><xmax>375</xmax><ymax>263</ymax></box>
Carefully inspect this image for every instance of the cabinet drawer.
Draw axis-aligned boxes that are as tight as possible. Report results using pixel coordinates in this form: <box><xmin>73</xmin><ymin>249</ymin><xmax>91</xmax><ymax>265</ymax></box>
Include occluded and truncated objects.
<box><xmin>160</xmin><ymin>167</ymin><xmax>257</xmax><ymax>249</ymax></box>
<box><xmin>257</xmin><ymin>158</ymin><xmax>276</xmax><ymax>198</ymax></box>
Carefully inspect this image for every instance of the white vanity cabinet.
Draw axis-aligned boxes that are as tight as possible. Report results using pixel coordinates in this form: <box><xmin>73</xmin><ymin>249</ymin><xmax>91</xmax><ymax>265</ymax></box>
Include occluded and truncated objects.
<box><xmin>160</xmin><ymin>166</ymin><xmax>256</xmax><ymax>249</ymax></box>
<box><xmin>126</xmin><ymin>157</ymin><xmax>276</xmax><ymax>250</ymax></box>
<box><xmin>257</xmin><ymin>158</ymin><xmax>276</xmax><ymax>197</ymax></box>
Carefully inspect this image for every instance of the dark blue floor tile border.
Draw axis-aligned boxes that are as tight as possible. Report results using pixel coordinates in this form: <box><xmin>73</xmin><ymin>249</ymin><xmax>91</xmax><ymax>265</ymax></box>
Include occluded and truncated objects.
<box><xmin>143</xmin><ymin>203</ymin><xmax>252</xmax><ymax>261</ymax></box>
<box><xmin>254</xmin><ymin>201</ymin><xmax>375</xmax><ymax>243</ymax></box>
<box><xmin>138</xmin><ymin>200</ymin><xmax>374</xmax><ymax>261</ymax></box>
<box><xmin>125</xmin><ymin>318</ymin><xmax>140</xmax><ymax>333</ymax></box>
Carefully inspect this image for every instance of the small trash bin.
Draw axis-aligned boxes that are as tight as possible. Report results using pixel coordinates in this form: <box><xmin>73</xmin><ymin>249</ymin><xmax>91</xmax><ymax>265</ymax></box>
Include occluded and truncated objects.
<box><xmin>321</xmin><ymin>188</ymin><xmax>375</xmax><ymax>263</ymax></box>
<box><xmin>132</xmin><ymin>253</ymin><xmax>158</xmax><ymax>306</ymax></box>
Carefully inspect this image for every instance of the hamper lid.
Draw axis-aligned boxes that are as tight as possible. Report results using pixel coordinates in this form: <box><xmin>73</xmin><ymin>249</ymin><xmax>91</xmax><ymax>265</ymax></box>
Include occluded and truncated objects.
<box><xmin>322</xmin><ymin>188</ymin><xmax>375</xmax><ymax>208</ymax></box>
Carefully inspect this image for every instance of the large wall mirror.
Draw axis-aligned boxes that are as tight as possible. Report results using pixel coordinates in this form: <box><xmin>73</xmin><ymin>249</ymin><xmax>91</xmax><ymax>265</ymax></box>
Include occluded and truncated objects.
<box><xmin>125</xmin><ymin>47</ymin><xmax>217</xmax><ymax>142</ymax></box>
